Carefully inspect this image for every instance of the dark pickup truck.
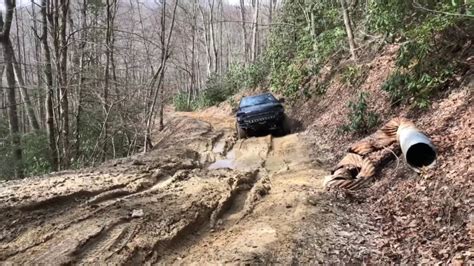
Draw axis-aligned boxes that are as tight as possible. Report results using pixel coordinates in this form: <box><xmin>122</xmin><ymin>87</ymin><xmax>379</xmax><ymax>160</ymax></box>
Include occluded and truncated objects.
<box><xmin>234</xmin><ymin>92</ymin><xmax>290</xmax><ymax>138</ymax></box>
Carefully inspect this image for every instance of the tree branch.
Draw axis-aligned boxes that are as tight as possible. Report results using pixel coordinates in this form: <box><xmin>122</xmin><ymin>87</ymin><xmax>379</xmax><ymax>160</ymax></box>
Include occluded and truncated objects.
<box><xmin>412</xmin><ymin>0</ymin><xmax>474</xmax><ymax>18</ymax></box>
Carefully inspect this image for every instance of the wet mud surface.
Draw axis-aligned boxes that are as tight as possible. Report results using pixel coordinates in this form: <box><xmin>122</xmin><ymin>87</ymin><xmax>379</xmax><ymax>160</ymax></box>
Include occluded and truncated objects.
<box><xmin>0</xmin><ymin>112</ymin><xmax>377</xmax><ymax>264</ymax></box>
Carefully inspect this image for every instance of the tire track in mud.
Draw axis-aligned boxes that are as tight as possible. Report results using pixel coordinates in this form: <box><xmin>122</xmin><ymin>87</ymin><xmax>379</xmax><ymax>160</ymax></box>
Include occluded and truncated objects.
<box><xmin>0</xmin><ymin>116</ymin><xmax>267</xmax><ymax>264</ymax></box>
<box><xmin>0</xmin><ymin>113</ymin><xmax>337</xmax><ymax>264</ymax></box>
<box><xmin>155</xmin><ymin>114</ymin><xmax>329</xmax><ymax>264</ymax></box>
<box><xmin>0</xmin><ymin>119</ymin><xmax>196</xmax><ymax>261</ymax></box>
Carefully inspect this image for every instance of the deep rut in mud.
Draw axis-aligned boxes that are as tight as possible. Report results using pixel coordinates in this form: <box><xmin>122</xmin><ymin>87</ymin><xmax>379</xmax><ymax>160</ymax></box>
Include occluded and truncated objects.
<box><xmin>0</xmin><ymin>112</ymin><xmax>375</xmax><ymax>264</ymax></box>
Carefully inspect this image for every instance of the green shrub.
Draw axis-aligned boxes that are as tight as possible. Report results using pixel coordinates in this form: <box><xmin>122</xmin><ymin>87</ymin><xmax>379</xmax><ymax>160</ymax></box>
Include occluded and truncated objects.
<box><xmin>366</xmin><ymin>0</ymin><xmax>410</xmax><ymax>36</ymax></box>
<box><xmin>381</xmin><ymin>70</ymin><xmax>408</xmax><ymax>104</ymax></box>
<box><xmin>173</xmin><ymin>92</ymin><xmax>193</xmax><ymax>111</ymax></box>
<box><xmin>173</xmin><ymin>61</ymin><xmax>268</xmax><ymax>111</ymax></box>
<box><xmin>201</xmin><ymin>78</ymin><xmax>232</xmax><ymax>105</ymax></box>
<box><xmin>314</xmin><ymin>81</ymin><xmax>329</xmax><ymax>96</ymax></box>
<box><xmin>264</xmin><ymin>0</ymin><xmax>347</xmax><ymax>99</ymax></box>
<box><xmin>0</xmin><ymin>128</ymin><xmax>52</xmax><ymax>179</ymax></box>
<box><xmin>341</xmin><ymin>65</ymin><xmax>364</xmax><ymax>86</ymax></box>
<box><xmin>341</xmin><ymin>92</ymin><xmax>380</xmax><ymax>134</ymax></box>
<box><xmin>0</xmin><ymin>123</ymin><xmax>15</xmax><ymax>180</ymax></box>
<box><xmin>22</xmin><ymin>131</ymin><xmax>51</xmax><ymax>176</ymax></box>
<box><xmin>383</xmin><ymin>67</ymin><xmax>453</xmax><ymax>108</ymax></box>
<box><xmin>382</xmin><ymin>12</ymin><xmax>459</xmax><ymax>108</ymax></box>
<box><xmin>271</xmin><ymin>61</ymin><xmax>309</xmax><ymax>98</ymax></box>
<box><xmin>244</xmin><ymin>62</ymin><xmax>268</xmax><ymax>88</ymax></box>
<box><xmin>313</xmin><ymin>27</ymin><xmax>346</xmax><ymax>62</ymax></box>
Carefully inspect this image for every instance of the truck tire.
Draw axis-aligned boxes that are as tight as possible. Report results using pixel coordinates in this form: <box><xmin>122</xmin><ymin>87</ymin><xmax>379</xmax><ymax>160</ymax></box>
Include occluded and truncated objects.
<box><xmin>236</xmin><ymin>123</ymin><xmax>247</xmax><ymax>139</ymax></box>
<box><xmin>281</xmin><ymin>115</ymin><xmax>291</xmax><ymax>135</ymax></box>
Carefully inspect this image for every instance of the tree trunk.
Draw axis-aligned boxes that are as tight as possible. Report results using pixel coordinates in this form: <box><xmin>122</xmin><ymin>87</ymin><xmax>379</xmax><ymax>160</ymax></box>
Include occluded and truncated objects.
<box><xmin>12</xmin><ymin>54</ymin><xmax>40</xmax><ymax>131</ymax></box>
<box><xmin>340</xmin><ymin>0</ymin><xmax>357</xmax><ymax>60</ymax></box>
<box><xmin>31</xmin><ymin>0</ymin><xmax>45</xmax><ymax>129</ymax></box>
<box><xmin>54</xmin><ymin>0</ymin><xmax>70</xmax><ymax>168</ymax></box>
<box><xmin>251</xmin><ymin>0</ymin><xmax>260</xmax><ymax>62</ymax></box>
<box><xmin>269</xmin><ymin>0</ymin><xmax>273</xmax><ymax>26</ymax></box>
<box><xmin>239</xmin><ymin>0</ymin><xmax>248</xmax><ymax>63</ymax></box>
<box><xmin>3</xmin><ymin>40</ymin><xmax>23</xmax><ymax>178</ymax></box>
<box><xmin>40</xmin><ymin>0</ymin><xmax>59</xmax><ymax>171</ymax></box>
<box><xmin>13</xmin><ymin>10</ymin><xmax>40</xmax><ymax>132</ymax></box>
<box><xmin>0</xmin><ymin>65</ymin><xmax>5</xmax><ymax>119</ymax></box>
<box><xmin>209</xmin><ymin>0</ymin><xmax>218</xmax><ymax>74</ymax></box>
<box><xmin>219</xmin><ymin>0</ymin><xmax>223</xmax><ymax>74</ymax></box>
<box><xmin>143</xmin><ymin>0</ymin><xmax>179</xmax><ymax>152</ymax></box>
<box><xmin>74</xmin><ymin>0</ymin><xmax>87</xmax><ymax>161</ymax></box>
<box><xmin>199</xmin><ymin>4</ymin><xmax>212</xmax><ymax>77</ymax></box>
<box><xmin>190</xmin><ymin>0</ymin><xmax>197</xmax><ymax>106</ymax></box>
<box><xmin>0</xmin><ymin>1</ymin><xmax>23</xmax><ymax>178</ymax></box>
<box><xmin>158</xmin><ymin>73</ymin><xmax>165</xmax><ymax>131</ymax></box>
<box><xmin>102</xmin><ymin>0</ymin><xmax>116</xmax><ymax>161</ymax></box>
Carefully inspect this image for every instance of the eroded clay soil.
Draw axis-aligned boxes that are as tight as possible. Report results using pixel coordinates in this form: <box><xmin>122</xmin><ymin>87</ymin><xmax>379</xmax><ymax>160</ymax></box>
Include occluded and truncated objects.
<box><xmin>0</xmin><ymin>112</ymin><xmax>377</xmax><ymax>264</ymax></box>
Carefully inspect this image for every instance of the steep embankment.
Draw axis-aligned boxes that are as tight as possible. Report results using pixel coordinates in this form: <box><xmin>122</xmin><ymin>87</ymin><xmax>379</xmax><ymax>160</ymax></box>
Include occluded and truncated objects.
<box><xmin>288</xmin><ymin>40</ymin><xmax>473</xmax><ymax>263</ymax></box>
<box><xmin>297</xmin><ymin>75</ymin><xmax>473</xmax><ymax>264</ymax></box>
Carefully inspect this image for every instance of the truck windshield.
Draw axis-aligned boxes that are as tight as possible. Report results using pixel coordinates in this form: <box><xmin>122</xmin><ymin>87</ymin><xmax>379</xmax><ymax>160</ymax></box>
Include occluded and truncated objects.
<box><xmin>240</xmin><ymin>94</ymin><xmax>277</xmax><ymax>108</ymax></box>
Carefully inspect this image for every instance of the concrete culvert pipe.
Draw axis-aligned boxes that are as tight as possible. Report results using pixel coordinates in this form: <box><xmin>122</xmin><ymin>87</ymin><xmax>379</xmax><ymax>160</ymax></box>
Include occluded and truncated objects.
<box><xmin>397</xmin><ymin>125</ymin><xmax>436</xmax><ymax>172</ymax></box>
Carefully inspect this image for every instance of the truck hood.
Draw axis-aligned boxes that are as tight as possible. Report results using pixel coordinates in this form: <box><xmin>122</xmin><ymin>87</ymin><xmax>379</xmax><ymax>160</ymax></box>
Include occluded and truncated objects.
<box><xmin>237</xmin><ymin>102</ymin><xmax>283</xmax><ymax>116</ymax></box>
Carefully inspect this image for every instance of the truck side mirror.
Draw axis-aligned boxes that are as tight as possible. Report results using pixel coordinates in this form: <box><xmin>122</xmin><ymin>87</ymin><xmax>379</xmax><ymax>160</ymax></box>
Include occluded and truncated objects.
<box><xmin>232</xmin><ymin>107</ymin><xmax>239</xmax><ymax>113</ymax></box>
<box><xmin>279</xmin><ymin>98</ymin><xmax>285</xmax><ymax>103</ymax></box>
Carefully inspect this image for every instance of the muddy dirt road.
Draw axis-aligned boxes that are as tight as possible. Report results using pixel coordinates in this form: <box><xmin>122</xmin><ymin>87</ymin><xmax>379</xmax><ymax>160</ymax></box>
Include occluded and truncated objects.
<box><xmin>0</xmin><ymin>111</ymin><xmax>376</xmax><ymax>264</ymax></box>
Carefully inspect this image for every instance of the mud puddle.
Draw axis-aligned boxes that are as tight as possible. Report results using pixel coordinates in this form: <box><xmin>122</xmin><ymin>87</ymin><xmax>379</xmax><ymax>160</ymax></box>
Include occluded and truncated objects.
<box><xmin>209</xmin><ymin>133</ymin><xmax>312</xmax><ymax>174</ymax></box>
<box><xmin>208</xmin><ymin>150</ymin><xmax>236</xmax><ymax>170</ymax></box>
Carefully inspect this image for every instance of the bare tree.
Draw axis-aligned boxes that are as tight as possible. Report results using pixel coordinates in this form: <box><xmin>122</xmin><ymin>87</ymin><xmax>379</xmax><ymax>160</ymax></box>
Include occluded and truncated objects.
<box><xmin>143</xmin><ymin>0</ymin><xmax>179</xmax><ymax>152</ymax></box>
<box><xmin>199</xmin><ymin>3</ymin><xmax>212</xmax><ymax>77</ymax></box>
<box><xmin>0</xmin><ymin>0</ymin><xmax>262</xmax><ymax>176</ymax></box>
<box><xmin>339</xmin><ymin>0</ymin><xmax>356</xmax><ymax>60</ymax></box>
<box><xmin>0</xmin><ymin>0</ymin><xmax>23</xmax><ymax>178</ymax></box>
<box><xmin>38</xmin><ymin>0</ymin><xmax>59</xmax><ymax>171</ymax></box>
<box><xmin>12</xmin><ymin>54</ymin><xmax>40</xmax><ymax>131</ymax></box>
<box><xmin>30</xmin><ymin>0</ymin><xmax>45</xmax><ymax>128</ymax></box>
<box><xmin>101</xmin><ymin>0</ymin><xmax>118</xmax><ymax>161</ymax></box>
<box><xmin>12</xmin><ymin>9</ymin><xmax>40</xmax><ymax>131</ymax></box>
<box><xmin>209</xmin><ymin>0</ymin><xmax>218</xmax><ymax>73</ymax></box>
<box><xmin>49</xmin><ymin>0</ymin><xmax>71</xmax><ymax>167</ymax></box>
<box><xmin>239</xmin><ymin>0</ymin><xmax>248</xmax><ymax>63</ymax></box>
<box><xmin>251</xmin><ymin>0</ymin><xmax>260</xmax><ymax>62</ymax></box>
<box><xmin>218</xmin><ymin>0</ymin><xmax>223</xmax><ymax>74</ymax></box>
<box><xmin>73</xmin><ymin>0</ymin><xmax>87</xmax><ymax>160</ymax></box>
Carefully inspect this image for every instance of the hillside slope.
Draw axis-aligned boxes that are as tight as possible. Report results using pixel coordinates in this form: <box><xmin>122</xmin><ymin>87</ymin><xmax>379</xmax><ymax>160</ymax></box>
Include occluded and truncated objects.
<box><xmin>300</xmin><ymin>73</ymin><xmax>473</xmax><ymax>263</ymax></box>
<box><xmin>286</xmin><ymin>29</ymin><xmax>473</xmax><ymax>263</ymax></box>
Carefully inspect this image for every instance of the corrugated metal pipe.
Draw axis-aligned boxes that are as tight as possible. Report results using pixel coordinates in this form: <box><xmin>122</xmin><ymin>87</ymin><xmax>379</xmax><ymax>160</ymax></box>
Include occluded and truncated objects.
<box><xmin>397</xmin><ymin>123</ymin><xmax>437</xmax><ymax>172</ymax></box>
<box><xmin>324</xmin><ymin>117</ymin><xmax>437</xmax><ymax>190</ymax></box>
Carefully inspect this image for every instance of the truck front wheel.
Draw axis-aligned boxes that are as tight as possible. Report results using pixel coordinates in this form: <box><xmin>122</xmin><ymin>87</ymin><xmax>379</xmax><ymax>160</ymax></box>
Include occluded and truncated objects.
<box><xmin>280</xmin><ymin>115</ymin><xmax>291</xmax><ymax>135</ymax></box>
<box><xmin>236</xmin><ymin>123</ymin><xmax>247</xmax><ymax>139</ymax></box>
